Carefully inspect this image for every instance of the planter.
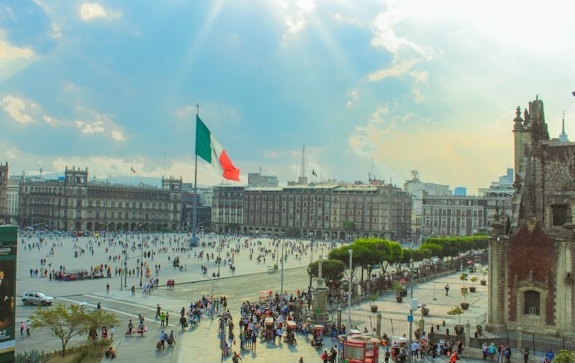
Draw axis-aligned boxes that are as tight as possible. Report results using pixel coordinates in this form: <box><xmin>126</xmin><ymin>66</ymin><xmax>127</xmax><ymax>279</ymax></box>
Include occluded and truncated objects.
<box><xmin>480</xmin><ymin>280</ymin><xmax>487</xmax><ymax>286</ymax></box>
<box><xmin>469</xmin><ymin>286</ymin><xmax>476</xmax><ymax>293</ymax></box>
<box><xmin>396</xmin><ymin>294</ymin><xmax>403</xmax><ymax>303</ymax></box>
<box><xmin>461</xmin><ymin>287</ymin><xmax>468</xmax><ymax>294</ymax></box>
<box><xmin>370</xmin><ymin>305</ymin><xmax>378</xmax><ymax>313</ymax></box>
<box><xmin>454</xmin><ymin>325</ymin><xmax>464</xmax><ymax>335</ymax></box>
<box><xmin>421</xmin><ymin>307</ymin><xmax>430</xmax><ymax>316</ymax></box>
<box><xmin>460</xmin><ymin>302</ymin><xmax>470</xmax><ymax>310</ymax></box>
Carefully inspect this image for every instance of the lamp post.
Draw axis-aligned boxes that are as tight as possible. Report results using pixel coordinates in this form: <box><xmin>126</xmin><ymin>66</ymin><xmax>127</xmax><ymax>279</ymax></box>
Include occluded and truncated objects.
<box><xmin>139</xmin><ymin>225</ymin><xmax>145</xmax><ymax>287</ymax></box>
<box><xmin>280</xmin><ymin>237</ymin><xmax>285</xmax><ymax>297</ymax></box>
<box><xmin>348</xmin><ymin>249</ymin><xmax>353</xmax><ymax>328</ymax></box>
<box><xmin>309</xmin><ymin>231</ymin><xmax>314</xmax><ymax>264</ymax></box>
<box><xmin>408</xmin><ymin>259</ymin><xmax>414</xmax><ymax>362</ymax></box>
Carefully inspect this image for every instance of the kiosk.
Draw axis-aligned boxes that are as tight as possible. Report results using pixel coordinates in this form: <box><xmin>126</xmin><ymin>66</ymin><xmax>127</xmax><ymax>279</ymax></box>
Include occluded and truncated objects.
<box><xmin>340</xmin><ymin>335</ymin><xmax>380</xmax><ymax>363</ymax></box>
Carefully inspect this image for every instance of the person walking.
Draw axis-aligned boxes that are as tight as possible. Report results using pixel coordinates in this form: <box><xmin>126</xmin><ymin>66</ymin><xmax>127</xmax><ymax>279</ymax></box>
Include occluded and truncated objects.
<box><xmin>106</xmin><ymin>283</ymin><xmax>110</xmax><ymax>294</ymax></box>
<box><xmin>156</xmin><ymin>304</ymin><xmax>161</xmax><ymax>319</ymax></box>
<box><xmin>26</xmin><ymin>319</ymin><xmax>31</xmax><ymax>337</ymax></box>
<box><xmin>445</xmin><ymin>284</ymin><xmax>450</xmax><ymax>296</ymax></box>
<box><xmin>523</xmin><ymin>347</ymin><xmax>529</xmax><ymax>363</ymax></box>
<box><xmin>20</xmin><ymin>321</ymin><xmax>25</xmax><ymax>338</ymax></box>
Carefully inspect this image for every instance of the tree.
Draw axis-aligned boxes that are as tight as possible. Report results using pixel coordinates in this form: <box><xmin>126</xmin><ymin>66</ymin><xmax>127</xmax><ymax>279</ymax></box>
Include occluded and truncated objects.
<box><xmin>555</xmin><ymin>350</ymin><xmax>575</xmax><ymax>363</ymax></box>
<box><xmin>307</xmin><ymin>259</ymin><xmax>346</xmax><ymax>288</ymax></box>
<box><xmin>29</xmin><ymin>303</ymin><xmax>119</xmax><ymax>356</ymax></box>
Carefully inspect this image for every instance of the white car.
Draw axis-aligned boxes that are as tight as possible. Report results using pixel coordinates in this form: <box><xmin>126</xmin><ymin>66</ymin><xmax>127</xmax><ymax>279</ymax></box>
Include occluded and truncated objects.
<box><xmin>22</xmin><ymin>291</ymin><xmax>54</xmax><ymax>306</ymax></box>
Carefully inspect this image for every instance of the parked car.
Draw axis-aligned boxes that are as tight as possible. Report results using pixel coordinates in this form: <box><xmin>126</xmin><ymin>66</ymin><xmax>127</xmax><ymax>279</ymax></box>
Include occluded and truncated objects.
<box><xmin>22</xmin><ymin>291</ymin><xmax>54</xmax><ymax>306</ymax></box>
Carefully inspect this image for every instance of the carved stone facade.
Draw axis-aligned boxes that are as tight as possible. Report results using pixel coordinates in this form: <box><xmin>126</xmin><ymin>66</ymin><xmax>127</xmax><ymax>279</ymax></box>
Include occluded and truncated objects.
<box><xmin>488</xmin><ymin>96</ymin><xmax>575</xmax><ymax>335</ymax></box>
<box><xmin>19</xmin><ymin>166</ymin><xmax>182</xmax><ymax>231</ymax></box>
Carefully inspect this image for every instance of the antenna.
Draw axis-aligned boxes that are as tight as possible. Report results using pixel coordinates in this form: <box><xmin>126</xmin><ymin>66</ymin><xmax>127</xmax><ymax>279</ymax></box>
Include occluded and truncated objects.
<box><xmin>301</xmin><ymin>145</ymin><xmax>306</xmax><ymax>178</ymax></box>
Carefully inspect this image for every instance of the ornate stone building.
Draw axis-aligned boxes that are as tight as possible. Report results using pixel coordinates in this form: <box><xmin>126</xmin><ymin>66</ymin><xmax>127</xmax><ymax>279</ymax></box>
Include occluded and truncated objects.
<box><xmin>488</xmin><ymin>96</ymin><xmax>575</xmax><ymax>335</ymax></box>
<box><xmin>212</xmin><ymin>182</ymin><xmax>412</xmax><ymax>240</ymax></box>
<box><xmin>19</xmin><ymin>166</ymin><xmax>182</xmax><ymax>231</ymax></box>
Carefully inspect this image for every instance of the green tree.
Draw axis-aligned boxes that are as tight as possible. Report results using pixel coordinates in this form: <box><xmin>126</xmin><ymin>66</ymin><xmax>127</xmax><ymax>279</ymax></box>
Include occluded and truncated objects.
<box><xmin>307</xmin><ymin>259</ymin><xmax>346</xmax><ymax>288</ymax></box>
<box><xmin>555</xmin><ymin>350</ymin><xmax>575</xmax><ymax>363</ymax></box>
<box><xmin>343</xmin><ymin>221</ymin><xmax>357</xmax><ymax>232</ymax></box>
<box><xmin>29</xmin><ymin>303</ymin><xmax>119</xmax><ymax>356</ymax></box>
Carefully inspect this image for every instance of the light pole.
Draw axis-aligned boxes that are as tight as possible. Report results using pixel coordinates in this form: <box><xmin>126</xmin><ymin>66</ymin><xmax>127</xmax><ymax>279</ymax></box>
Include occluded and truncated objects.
<box><xmin>280</xmin><ymin>237</ymin><xmax>285</xmax><ymax>297</ymax></box>
<box><xmin>408</xmin><ymin>259</ymin><xmax>414</xmax><ymax>362</ymax></box>
<box><xmin>139</xmin><ymin>241</ymin><xmax>144</xmax><ymax>287</ymax></box>
<box><xmin>348</xmin><ymin>249</ymin><xmax>353</xmax><ymax>329</ymax></box>
<box><xmin>309</xmin><ymin>231</ymin><xmax>314</xmax><ymax>264</ymax></box>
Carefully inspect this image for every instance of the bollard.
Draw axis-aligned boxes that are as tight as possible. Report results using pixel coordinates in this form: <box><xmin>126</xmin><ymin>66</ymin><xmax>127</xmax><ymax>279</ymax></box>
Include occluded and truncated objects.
<box><xmin>376</xmin><ymin>313</ymin><xmax>382</xmax><ymax>338</ymax></box>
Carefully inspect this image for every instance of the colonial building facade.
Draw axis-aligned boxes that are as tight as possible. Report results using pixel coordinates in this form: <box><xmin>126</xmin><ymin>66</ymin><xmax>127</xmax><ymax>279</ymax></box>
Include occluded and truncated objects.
<box><xmin>0</xmin><ymin>162</ymin><xmax>7</xmax><ymax>224</ymax></box>
<box><xmin>19</xmin><ymin>166</ymin><xmax>183</xmax><ymax>232</ymax></box>
<box><xmin>488</xmin><ymin>96</ymin><xmax>575</xmax><ymax>335</ymax></box>
<box><xmin>212</xmin><ymin>181</ymin><xmax>412</xmax><ymax>240</ymax></box>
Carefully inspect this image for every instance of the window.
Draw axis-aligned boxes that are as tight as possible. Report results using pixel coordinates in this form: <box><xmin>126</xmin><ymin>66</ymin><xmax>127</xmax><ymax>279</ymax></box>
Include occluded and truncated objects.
<box><xmin>524</xmin><ymin>291</ymin><xmax>540</xmax><ymax>315</ymax></box>
<box><xmin>552</xmin><ymin>204</ymin><xmax>568</xmax><ymax>226</ymax></box>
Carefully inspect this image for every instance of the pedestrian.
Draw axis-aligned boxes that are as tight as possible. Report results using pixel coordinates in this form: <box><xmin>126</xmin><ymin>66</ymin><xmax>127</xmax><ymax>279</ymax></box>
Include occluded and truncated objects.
<box><xmin>545</xmin><ymin>350</ymin><xmax>554</xmax><ymax>363</ymax></box>
<box><xmin>160</xmin><ymin>311</ymin><xmax>166</xmax><ymax>327</ymax></box>
<box><xmin>160</xmin><ymin>330</ymin><xmax>166</xmax><ymax>349</ymax></box>
<box><xmin>523</xmin><ymin>347</ymin><xmax>529</xmax><ymax>363</ymax></box>
<box><xmin>106</xmin><ymin>283</ymin><xmax>110</xmax><ymax>294</ymax></box>
<box><xmin>299</xmin><ymin>358</ymin><xmax>304</xmax><ymax>363</ymax></box>
<box><xmin>110</xmin><ymin>326</ymin><xmax>115</xmax><ymax>340</ymax></box>
<box><xmin>450</xmin><ymin>352</ymin><xmax>457</xmax><ymax>363</ymax></box>
<box><xmin>131</xmin><ymin>285</ymin><xmax>135</xmax><ymax>296</ymax></box>
<box><xmin>251</xmin><ymin>331</ymin><xmax>257</xmax><ymax>353</ymax></box>
<box><xmin>504</xmin><ymin>346</ymin><xmax>511</xmax><ymax>363</ymax></box>
<box><xmin>97</xmin><ymin>302</ymin><xmax>101</xmax><ymax>310</ymax></box>
<box><xmin>165</xmin><ymin>311</ymin><xmax>169</xmax><ymax>325</ymax></box>
<box><xmin>385</xmin><ymin>348</ymin><xmax>390</xmax><ymax>363</ymax></box>
<box><xmin>26</xmin><ymin>319</ymin><xmax>30</xmax><ymax>337</ymax></box>
<box><xmin>156</xmin><ymin>303</ymin><xmax>161</xmax><ymax>319</ymax></box>
<box><xmin>445</xmin><ymin>284</ymin><xmax>450</xmax><ymax>296</ymax></box>
<box><xmin>20</xmin><ymin>321</ymin><xmax>25</xmax><ymax>338</ymax></box>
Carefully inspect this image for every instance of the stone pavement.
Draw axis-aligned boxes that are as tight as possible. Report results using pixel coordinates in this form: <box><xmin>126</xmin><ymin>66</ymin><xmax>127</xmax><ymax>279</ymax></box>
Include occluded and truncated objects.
<box><xmin>13</xmin><ymin>233</ymin><xmax>492</xmax><ymax>362</ymax></box>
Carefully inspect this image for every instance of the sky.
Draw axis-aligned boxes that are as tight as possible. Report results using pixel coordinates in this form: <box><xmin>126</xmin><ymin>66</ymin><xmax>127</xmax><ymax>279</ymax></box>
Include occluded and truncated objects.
<box><xmin>1</xmin><ymin>0</ymin><xmax>575</xmax><ymax>194</ymax></box>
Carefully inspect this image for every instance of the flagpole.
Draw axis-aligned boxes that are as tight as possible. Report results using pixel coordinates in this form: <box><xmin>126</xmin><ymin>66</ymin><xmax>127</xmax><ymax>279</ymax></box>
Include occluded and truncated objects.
<box><xmin>191</xmin><ymin>103</ymin><xmax>200</xmax><ymax>249</ymax></box>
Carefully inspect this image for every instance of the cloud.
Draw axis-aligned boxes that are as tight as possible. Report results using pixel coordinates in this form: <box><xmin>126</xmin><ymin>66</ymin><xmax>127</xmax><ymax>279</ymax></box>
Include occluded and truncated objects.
<box><xmin>0</xmin><ymin>95</ymin><xmax>34</xmax><ymax>124</ymax></box>
<box><xmin>0</xmin><ymin>38</ymin><xmax>34</xmax><ymax>60</ymax></box>
<box><xmin>111</xmin><ymin>130</ymin><xmax>125</xmax><ymax>141</ymax></box>
<box><xmin>79</xmin><ymin>3</ymin><xmax>121</xmax><ymax>21</ymax></box>
<box><xmin>349</xmin><ymin>106</ymin><xmax>512</xmax><ymax>193</ymax></box>
<box><xmin>75</xmin><ymin>120</ymin><xmax>105</xmax><ymax>134</ymax></box>
<box><xmin>367</xmin><ymin>6</ymin><xmax>433</xmax><ymax>93</ymax></box>
<box><xmin>277</xmin><ymin>0</ymin><xmax>316</xmax><ymax>36</ymax></box>
<box><xmin>42</xmin><ymin>115</ymin><xmax>60</xmax><ymax>126</ymax></box>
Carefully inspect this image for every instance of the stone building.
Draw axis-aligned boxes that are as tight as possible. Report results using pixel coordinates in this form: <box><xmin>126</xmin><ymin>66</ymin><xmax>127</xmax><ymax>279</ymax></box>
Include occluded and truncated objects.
<box><xmin>488</xmin><ymin>95</ymin><xmax>575</xmax><ymax>335</ymax></box>
<box><xmin>0</xmin><ymin>162</ymin><xmax>7</xmax><ymax>224</ymax></box>
<box><xmin>212</xmin><ymin>182</ymin><xmax>412</xmax><ymax>240</ymax></box>
<box><xmin>19</xmin><ymin>166</ymin><xmax>182</xmax><ymax>231</ymax></box>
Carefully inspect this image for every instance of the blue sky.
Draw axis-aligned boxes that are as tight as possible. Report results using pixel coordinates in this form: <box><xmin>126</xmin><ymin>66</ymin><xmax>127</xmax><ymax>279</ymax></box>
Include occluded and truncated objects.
<box><xmin>1</xmin><ymin>0</ymin><xmax>574</xmax><ymax>194</ymax></box>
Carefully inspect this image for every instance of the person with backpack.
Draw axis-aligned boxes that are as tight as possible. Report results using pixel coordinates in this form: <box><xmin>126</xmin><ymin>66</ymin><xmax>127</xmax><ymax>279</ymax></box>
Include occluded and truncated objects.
<box><xmin>504</xmin><ymin>346</ymin><xmax>511</xmax><ymax>363</ymax></box>
<box><xmin>488</xmin><ymin>343</ymin><xmax>496</xmax><ymax>360</ymax></box>
<box><xmin>385</xmin><ymin>348</ymin><xmax>391</xmax><ymax>363</ymax></box>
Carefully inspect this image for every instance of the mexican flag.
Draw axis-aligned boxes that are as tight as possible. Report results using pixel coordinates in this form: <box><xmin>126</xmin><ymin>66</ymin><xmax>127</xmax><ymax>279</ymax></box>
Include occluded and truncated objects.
<box><xmin>195</xmin><ymin>115</ymin><xmax>240</xmax><ymax>181</ymax></box>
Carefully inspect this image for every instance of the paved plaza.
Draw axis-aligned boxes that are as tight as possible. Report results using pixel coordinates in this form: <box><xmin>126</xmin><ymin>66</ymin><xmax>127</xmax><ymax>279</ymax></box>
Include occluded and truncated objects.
<box><xmin>13</xmin><ymin>232</ymin><xmax>492</xmax><ymax>363</ymax></box>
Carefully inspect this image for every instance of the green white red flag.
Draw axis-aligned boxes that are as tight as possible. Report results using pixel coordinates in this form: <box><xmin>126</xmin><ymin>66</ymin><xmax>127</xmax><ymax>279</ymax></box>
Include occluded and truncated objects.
<box><xmin>195</xmin><ymin>115</ymin><xmax>240</xmax><ymax>181</ymax></box>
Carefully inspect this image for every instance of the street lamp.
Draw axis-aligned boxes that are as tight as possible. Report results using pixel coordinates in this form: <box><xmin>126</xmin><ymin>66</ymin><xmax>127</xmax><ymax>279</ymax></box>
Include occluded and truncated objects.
<box><xmin>309</xmin><ymin>231</ymin><xmax>314</xmax><ymax>264</ymax></box>
<box><xmin>348</xmin><ymin>249</ymin><xmax>353</xmax><ymax>329</ymax></box>
<box><xmin>280</xmin><ymin>236</ymin><xmax>285</xmax><ymax>297</ymax></box>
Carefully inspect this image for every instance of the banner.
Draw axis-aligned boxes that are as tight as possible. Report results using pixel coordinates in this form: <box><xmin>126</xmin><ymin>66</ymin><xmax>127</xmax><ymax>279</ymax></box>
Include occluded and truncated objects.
<box><xmin>0</xmin><ymin>226</ymin><xmax>16</xmax><ymax>363</ymax></box>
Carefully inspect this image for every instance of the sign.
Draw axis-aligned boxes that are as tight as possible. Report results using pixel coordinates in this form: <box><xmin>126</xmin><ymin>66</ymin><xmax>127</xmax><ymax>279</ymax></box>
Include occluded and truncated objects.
<box><xmin>407</xmin><ymin>315</ymin><xmax>413</xmax><ymax>322</ymax></box>
<box><xmin>0</xmin><ymin>226</ymin><xmax>16</xmax><ymax>363</ymax></box>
